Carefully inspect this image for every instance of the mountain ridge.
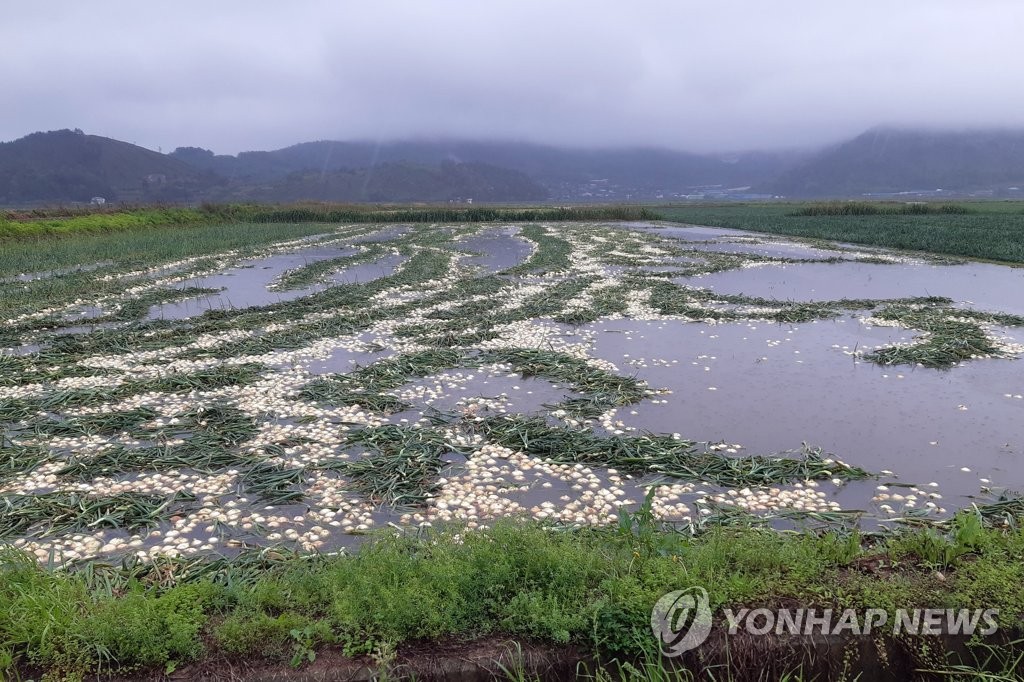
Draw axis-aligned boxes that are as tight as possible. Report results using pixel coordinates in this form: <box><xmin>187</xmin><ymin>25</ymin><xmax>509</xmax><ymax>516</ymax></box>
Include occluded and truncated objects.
<box><xmin>4</xmin><ymin>127</ymin><xmax>1024</xmax><ymax>205</ymax></box>
<box><xmin>168</xmin><ymin>138</ymin><xmax>799</xmax><ymax>195</ymax></box>
<box><xmin>0</xmin><ymin>129</ymin><xmax>214</xmax><ymax>204</ymax></box>
<box><xmin>765</xmin><ymin>127</ymin><xmax>1024</xmax><ymax>197</ymax></box>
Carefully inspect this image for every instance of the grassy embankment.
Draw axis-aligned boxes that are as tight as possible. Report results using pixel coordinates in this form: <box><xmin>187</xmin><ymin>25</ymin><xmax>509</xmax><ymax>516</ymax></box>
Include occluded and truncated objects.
<box><xmin>654</xmin><ymin>201</ymin><xmax>1024</xmax><ymax>264</ymax></box>
<box><xmin>3</xmin><ymin>507</ymin><xmax>1024</xmax><ymax>680</ymax></box>
<box><xmin>0</xmin><ymin>204</ymin><xmax>658</xmax><ymax>240</ymax></box>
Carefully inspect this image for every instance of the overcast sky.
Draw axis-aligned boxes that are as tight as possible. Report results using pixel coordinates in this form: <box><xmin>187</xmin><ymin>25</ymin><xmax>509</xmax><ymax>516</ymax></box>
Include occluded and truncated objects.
<box><xmin>3</xmin><ymin>1</ymin><xmax>1023</xmax><ymax>155</ymax></box>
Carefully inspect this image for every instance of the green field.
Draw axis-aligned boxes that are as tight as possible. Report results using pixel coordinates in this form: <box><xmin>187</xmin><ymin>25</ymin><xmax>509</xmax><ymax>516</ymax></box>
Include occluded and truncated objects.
<box><xmin>655</xmin><ymin>202</ymin><xmax>1024</xmax><ymax>264</ymax></box>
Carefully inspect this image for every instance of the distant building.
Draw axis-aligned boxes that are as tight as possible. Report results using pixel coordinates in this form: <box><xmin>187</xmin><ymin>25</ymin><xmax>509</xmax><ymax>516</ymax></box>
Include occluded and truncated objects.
<box><xmin>90</xmin><ymin>196</ymin><xmax>106</xmax><ymax>205</ymax></box>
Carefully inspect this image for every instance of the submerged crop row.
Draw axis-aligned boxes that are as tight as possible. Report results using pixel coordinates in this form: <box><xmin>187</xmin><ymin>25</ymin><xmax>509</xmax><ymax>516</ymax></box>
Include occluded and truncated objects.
<box><xmin>0</xmin><ymin>219</ymin><xmax>1021</xmax><ymax>573</ymax></box>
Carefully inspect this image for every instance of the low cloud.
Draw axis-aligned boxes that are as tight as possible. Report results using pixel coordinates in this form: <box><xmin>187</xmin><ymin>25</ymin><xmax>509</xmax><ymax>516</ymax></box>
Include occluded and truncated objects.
<box><xmin>3</xmin><ymin>1</ymin><xmax>1022</xmax><ymax>154</ymax></box>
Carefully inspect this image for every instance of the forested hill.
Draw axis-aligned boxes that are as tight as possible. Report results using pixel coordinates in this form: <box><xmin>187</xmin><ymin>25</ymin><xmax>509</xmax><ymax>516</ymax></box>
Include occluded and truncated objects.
<box><xmin>5</xmin><ymin>127</ymin><xmax>1024</xmax><ymax>205</ymax></box>
<box><xmin>765</xmin><ymin>128</ymin><xmax>1024</xmax><ymax>197</ymax></box>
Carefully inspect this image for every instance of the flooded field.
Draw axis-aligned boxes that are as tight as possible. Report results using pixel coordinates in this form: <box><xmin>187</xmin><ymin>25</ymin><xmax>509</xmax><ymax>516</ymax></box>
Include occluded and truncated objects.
<box><xmin>2</xmin><ymin>220</ymin><xmax>1023</xmax><ymax>565</ymax></box>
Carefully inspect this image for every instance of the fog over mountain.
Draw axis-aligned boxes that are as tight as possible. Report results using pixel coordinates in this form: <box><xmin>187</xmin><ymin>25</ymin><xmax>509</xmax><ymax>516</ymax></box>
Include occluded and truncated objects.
<box><xmin>3</xmin><ymin>2</ymin><xmax>1024</xmax><ymax>156</ymax></box>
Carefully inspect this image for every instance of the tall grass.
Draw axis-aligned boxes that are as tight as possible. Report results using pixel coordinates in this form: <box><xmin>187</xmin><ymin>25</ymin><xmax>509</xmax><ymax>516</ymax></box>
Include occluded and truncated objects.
<box><xmin>792</xmin><ymin>201</ymin><xmax>974</xmax><ymax>216</ymax></box>
<box><xmin>2</xmin><ymin>516</ymin><xmax>1024</xmax><ymax>679</ymax></box>
<box><xmin>0</xmin><ymin>207</ymin><xmax>207</xmax><ymax>239</ymax></box>
<box><xmin>0</xmin><ymin>221</ymin><xmax>331</xmax><ymax>280</ymax></box>
<box><xmin>217</xmin><ymin>203</ymin><xmax>658</xmax><ymax>225</ymax></box>
<box><xmin>0</xmin><ymin>203</ymin><xmax>659</xmax><ymax>242</ymax></box>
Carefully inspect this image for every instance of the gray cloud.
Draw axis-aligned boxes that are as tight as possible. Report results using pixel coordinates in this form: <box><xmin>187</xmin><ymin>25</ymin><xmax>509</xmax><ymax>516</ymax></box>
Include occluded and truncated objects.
<box><xmin>3</xmin><ymin>0</ymin><xmax>1023</xmax><ymax>154</ymax></box>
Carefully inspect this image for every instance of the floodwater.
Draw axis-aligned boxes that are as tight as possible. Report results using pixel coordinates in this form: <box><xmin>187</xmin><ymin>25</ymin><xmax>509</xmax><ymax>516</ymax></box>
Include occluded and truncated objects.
<box><xmin>158</xmin><ymin>223</ymin><xmax>1024</xmax><ymax>526</ymax></box>
<box><xmin>687</xmin><ymin>261</ymin><xmax>1024</xmax><ymax>315</ymax></box>
<box><xmin>585</xmin><ymin>318</ymin><xmax>1023</xmax><ymax>511</ymax></box>
<box><xmin>298</xmin><ymin>339</ymin><xmax>392</xmax><ymax>376</ymax></box>
<box><xmin>349</xmin><ymin>225</ymin><xmax>410</xmax><ymax>243</ymax></box>
<box><xmin>685</xmin><ymin>240</ymin><xmax>851</xmax><ymax>260</ymax></box>
<box><xmin>148</xmin><ymin>248</ymin><xmax>403</xmax><ymax>319</ymax></box>
<box><xmin>607</xmin><ymin>224</ymin><xmax>1023</xmax><ymax>515</ymax></box>
<box><xmin>457</xmin><ymin>227</ymin><xmax>533</xmax><ymax>272</ymax></box>
<box><xmin>6</xmin><ymin>220</ymin><xmax>1024</xmax><ymax>561</ymax></box>
<box><xmin>329</xmin><ymin>253</ymin><xmax>405</xmax><ymax>285</ymax></box>
<box><xmin>629</xmin><ymin>221</ymin><xmax>920</xmax><ymax>261</ymax></box>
